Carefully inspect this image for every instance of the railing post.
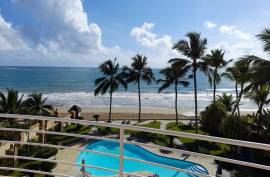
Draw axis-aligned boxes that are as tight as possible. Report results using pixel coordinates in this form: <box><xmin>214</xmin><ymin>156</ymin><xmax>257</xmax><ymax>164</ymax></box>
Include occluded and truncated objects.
<box><xmin>119</xmin><ymin>127</ymin><xmax>124</xmax><ymax>177</ymax></box>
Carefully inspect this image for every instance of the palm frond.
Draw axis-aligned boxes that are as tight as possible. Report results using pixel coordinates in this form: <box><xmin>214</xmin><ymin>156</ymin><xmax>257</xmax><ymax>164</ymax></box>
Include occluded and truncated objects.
<box><xmin>158</xmin><ymin>82</ymin><xmax>172</xmax><ymax>93</ymax></box>
<box><xmin>95</xmin><ymin>77</ymin><xmax>107</xmax><ymax>85</ymax></box>
<box><xmin>94</xmin><ymin>79</ymin><xmax>108</xmax><ymax>96</ymax></box>
<box><xmin>179</xmin><ymin>81</ymin><xmax>189</xmax><ymax>87</ymax></box>
<box><xmin>257</xmin><ymin>28</ymin><xmax>270</xmax><ymax>52</ymax></box>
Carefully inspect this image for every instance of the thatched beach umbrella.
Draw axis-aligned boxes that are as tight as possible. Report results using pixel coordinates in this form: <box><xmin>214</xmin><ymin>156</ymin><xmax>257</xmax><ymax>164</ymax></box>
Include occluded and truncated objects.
<box><xmin>68</xmin><ymin>105</ymin><xmax>81</xmax><ymax>119</ymax></box>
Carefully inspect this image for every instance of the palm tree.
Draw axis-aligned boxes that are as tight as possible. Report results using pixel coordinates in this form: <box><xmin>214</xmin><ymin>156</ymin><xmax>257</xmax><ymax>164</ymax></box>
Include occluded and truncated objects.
<box><xmin>24</xmin><ymin>92</ymin><xmax>54</xmax><ymax>116</ymax></box>
<box><xmin>95</xmin><ymin>58</ymin><xmax>127</xmax><ymax>122</ymax></box>
<box><xmin>222</xmin><ymin>60</ymin><xmax>250</xmax><ymax>117</ymax></box>
<box><xmin>203</xmin><ymin>49</ymin><xmax>229</xmax><ymax>101</ymax></box>
<box><xmin>23</xmin><ymin>92</ymin><xmax>54</xmax><ymax>144</ymax></box>
<box><xmin>0</xmin><ymin>89</ymin><xmax>24</xmax><ymax>115</ymax></box>
<box><xmin>254</xmin><ymin>29</ymin><xmax>270</xmax><ymax>85</ymax></box>
<box><xmin>158</xmin><ymin>60</ymin><xmax>189</xmax><ymax>124</ymax></box>
<box><xmin>257</xmin><ymin>28</ymin><xmax>270</xmax><ymax>53</ymax></box>
<box><xmin>221</xmin><ymin>67</ymin><xmax>240</xmax><ymax>115</ymax></box>
<box><xmin>245</xmin><ymin>84</ymin><xmax>270</xmax><ymax>132</ymax></box>
<box><xmin>123</xmin><ymin>54</ymin><xmax>155</xmax><ymax>123</ymax></box>
<box><xmin>172</xmin><ymin>32</ymin><xmax>207</xmax><ymax>133</ymax></box>
<box><xmin>217</xmin><ymin>93</ymin><xmax>235</xmax><ymax>112</ymax></box>
<box><xmin>237</xmin><ymin>55</ymin><xmax>270</xmax><ymax>133</ymax></box>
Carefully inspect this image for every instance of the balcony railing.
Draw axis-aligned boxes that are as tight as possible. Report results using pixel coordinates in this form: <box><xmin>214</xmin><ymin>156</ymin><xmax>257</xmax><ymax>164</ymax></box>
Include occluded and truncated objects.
<box><xmin>0</xmin><ymin>113</ymin><xmax>269</xmax><ymax>177</ymax></box>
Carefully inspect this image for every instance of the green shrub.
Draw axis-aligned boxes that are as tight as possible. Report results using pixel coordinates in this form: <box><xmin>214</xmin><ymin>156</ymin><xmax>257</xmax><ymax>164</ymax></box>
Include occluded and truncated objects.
<box><xmin>0</xmin><ymin>158</ymin><xmax>13</xmax><ymax>175</ymax></box>
<box><xmin>96</xmin><ymin>126</ymin><xmax>119</xmax><ymax>134</ymax></box>
<box><xmin>18</xmin><ymin>161</ymin><xmax>57</xmax><ymax>176</ymax></box>
<box><xmin>18</xmin><ymin>144</ymin><xmax>58</xmax><ymax>159</ymax></box>
<box><xmin>61</xmin><ymin>137</ymin><xmax>80</xmax><ymax>146</ymax></box>
<box><xmin>201</xmin><ymin>101</ymin><xmax>227</xmax><ymax>136</ymax></box>
<box><xmin>220</xmin><ymin>115</ymin><xmax>248</xmax><ymax>140</ymax></box>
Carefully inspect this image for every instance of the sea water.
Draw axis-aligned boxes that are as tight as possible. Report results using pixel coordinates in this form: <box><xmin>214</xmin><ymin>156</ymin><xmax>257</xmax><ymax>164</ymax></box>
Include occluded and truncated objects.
<box><xmin>0</xmin><ymin>66</ymin><xmax>260</xmax><ymax>115</ymax></box>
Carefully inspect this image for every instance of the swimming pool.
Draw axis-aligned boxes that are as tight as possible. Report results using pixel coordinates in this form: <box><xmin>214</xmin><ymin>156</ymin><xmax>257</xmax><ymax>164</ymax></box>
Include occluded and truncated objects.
<box><xmin>76</xmin><ymin>141</ymin><xmax>208</xmax><ymax>177</ymax></box>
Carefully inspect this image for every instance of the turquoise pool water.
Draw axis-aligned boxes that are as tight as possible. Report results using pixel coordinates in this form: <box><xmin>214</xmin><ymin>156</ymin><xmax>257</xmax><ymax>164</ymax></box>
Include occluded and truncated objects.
<box><xmin>76</xmin><ymin>141</ymin><xmax>209</xmax><ymax>177</ymax></box>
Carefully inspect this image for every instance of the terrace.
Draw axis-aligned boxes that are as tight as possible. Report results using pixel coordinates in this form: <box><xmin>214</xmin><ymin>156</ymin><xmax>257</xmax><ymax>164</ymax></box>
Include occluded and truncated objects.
<box><xmin>0</xmin><ymin>114</ymin><xmax>269</xmax><ymax>177</ymax></box>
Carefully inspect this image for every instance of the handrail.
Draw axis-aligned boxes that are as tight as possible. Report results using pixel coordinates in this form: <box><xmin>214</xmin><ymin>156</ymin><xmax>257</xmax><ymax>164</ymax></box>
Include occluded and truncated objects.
<box><xmin>1</xmin><ymin>113</ymin><xmax>270</xmax><ymax>151</ymax></box>
<box><xmin>0</xmin><ymin>113</ymin><xmax>270</xmax><ymax>177</ymax></box>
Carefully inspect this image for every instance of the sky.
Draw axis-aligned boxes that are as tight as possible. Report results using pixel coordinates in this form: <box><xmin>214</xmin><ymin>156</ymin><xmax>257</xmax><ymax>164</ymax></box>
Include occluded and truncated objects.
<box><xmin>0</xmin><ymin>0</ymin><xmax>269</xmax><ymax>68</ymax></box>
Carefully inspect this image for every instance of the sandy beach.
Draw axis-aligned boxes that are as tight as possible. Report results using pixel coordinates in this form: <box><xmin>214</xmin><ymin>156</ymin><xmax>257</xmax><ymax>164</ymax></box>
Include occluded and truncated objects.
<box><xmin>58</xmin><ymin>106</ymin><xmax>195</xmax><ymax>121</ymax></box>
<box><xmin>57</xmin><ymin>105</ymin><xmax>256</xmax><ymax>121</ymax></box>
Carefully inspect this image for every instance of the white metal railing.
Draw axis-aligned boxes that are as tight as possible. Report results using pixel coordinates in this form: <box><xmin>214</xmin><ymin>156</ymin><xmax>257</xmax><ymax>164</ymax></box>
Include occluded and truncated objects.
<box><xmin>0</xmin><ymin>113</ymin><xmax>269</xmax><ymax>177</ymax></box>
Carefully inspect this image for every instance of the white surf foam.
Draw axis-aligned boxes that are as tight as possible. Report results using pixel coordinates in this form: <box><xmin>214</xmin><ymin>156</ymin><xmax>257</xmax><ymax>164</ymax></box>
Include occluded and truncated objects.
<box><xmin>37</xmin><ymin>91</ymin><xmax>260</xmax><ymax>115</ymax></box>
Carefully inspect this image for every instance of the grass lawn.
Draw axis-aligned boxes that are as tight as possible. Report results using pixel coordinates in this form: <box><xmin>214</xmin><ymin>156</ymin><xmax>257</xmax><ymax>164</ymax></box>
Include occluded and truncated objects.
<box><xmin>139</xmin><ymin>121</ymin><xmax>161</xmax><ymax>129</ymax></box>
<box><xmin>47</xmin><ymin>124</ymin><xmax>92</xmax><ymax>145</ymax></box>
<box><xmin>167</xmin><ymin>122</ymin><xmax>230</xmax><ymax>155</ymax></box>
<box><xmin>96</xmin><ymin>120</ymin><xmax>161</xmax><ymax>135</ymax></box>
<box><xmin>126</xmin><ymin>121</ymin><xmax>171</xmax><ymax>147</ymax></box>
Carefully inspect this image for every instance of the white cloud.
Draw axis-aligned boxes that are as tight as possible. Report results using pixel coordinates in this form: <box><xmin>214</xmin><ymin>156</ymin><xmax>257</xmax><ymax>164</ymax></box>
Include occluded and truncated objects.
<box><xmin>208</xmin><ymin>24</ymin><xmax>266</xmax><ymax>60</ymax></box>
<box><xmin>219</xmin><ymin>25</ymin><xmax>251</xmax><ymax>40</ymax></box>
<box><xmin>12</xmin><ymin>0</ymin><xmax>105</xmax><ymax>53</ymax></box>
<box><xmin>131</xmin><ymin>22</ymin><xmax>173</xmax><ymax>51</ymax></box>
<box><xmin>210</xmin><ymin>40</ymin><xmax>266</xmax><ymax>60</ymax></box>
<box><xmin>0</xmin><ymin>14</ymin><xmax>29</xmax><ymax>51</ymax></box>
<box><xmin>130</xmin><ymin>22</ymin><xmax>179</xmax><ymax>67</ymax></box>
<box><xmin>0</xmin><ymin>0</ymin><xmax>134</xmax><ymax>66</ymax></box>
<box><xmin>204</xmin><ymin>21</ymin><xmax>217</xmax><ymax>29</ymax></box>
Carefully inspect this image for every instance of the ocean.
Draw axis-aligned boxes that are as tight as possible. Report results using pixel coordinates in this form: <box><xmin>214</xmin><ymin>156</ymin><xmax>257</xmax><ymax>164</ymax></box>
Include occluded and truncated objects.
<box><xmin>0</xmin><ymin>66</ymin><xmax>259</xmax><ymax>115</ymax></box>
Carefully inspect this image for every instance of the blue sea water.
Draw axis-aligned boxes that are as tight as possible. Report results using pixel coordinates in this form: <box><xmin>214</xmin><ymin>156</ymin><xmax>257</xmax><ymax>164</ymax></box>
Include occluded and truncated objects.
<box><xmin>0</xmin><ymin>66</ymin><xmax>258</xmax><ymax>114</ymax></box>
<box><xmin>0</xmin><ymin>66</ymin><xmax>233</xmax><ymax>93</ymax></box>
<box><xmin>76</xmin><ymin>140</ymin><xmax>209</xmax><ymax>177</ymax></box>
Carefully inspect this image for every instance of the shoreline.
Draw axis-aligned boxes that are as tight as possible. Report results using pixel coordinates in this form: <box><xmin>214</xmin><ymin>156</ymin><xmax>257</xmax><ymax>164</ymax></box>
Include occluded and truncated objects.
<box><xmin>58</xmin><ymin>106</ymin><xmax>194</xmax><ymax>121</ymax></box>
<box><xmin>57</xmin><ymin>106</ymin><xmax>256</xmax><ymax>121</ymax></box>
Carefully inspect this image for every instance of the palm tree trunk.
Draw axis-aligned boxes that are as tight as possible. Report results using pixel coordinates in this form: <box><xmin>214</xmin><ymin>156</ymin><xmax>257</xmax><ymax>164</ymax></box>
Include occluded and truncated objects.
<box><xmin>193</xmin><ymin>68</ymin><xmax>198</xmax><ymax>134</ymax></box>
<box><xmin>213</xmin><ymin>70</ymin><xmax>217</xmax><ymax>102</ymax></box>
<box><xmin>256</xmin><ymin>102</ymin><xmax>264</xmax><ymax>134</ymax></box>
<box><xmin>234</xmin><ymin>83</ymin><xmax>240</xmax><ymax>117</ymax></box>
<box><xmin>175</xmin><ymin>82</ymin><xmax>178</xmax><ymax>124</ymax></box>
<box><xmin>109</xmin><ymin>88</ymin><xmax>112</xmax><ymax>123</ymax></box>
<box><xmin>232</xmin><ymin>83</ymin><xmax>243</xmax><ymax>118</ymax></box>
<box><xmin>138</xmin><ymin>80</ymin><xmax>142</xmax><ymax>123</ymax></box>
